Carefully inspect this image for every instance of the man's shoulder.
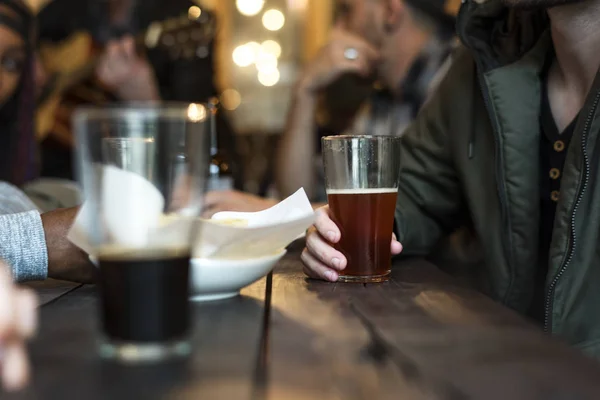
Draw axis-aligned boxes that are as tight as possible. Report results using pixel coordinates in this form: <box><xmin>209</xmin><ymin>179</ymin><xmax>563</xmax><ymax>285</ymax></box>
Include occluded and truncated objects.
<box><xmin>436</xmin><ymin>46</ymin><xmax>477</xmax><ymax>95</ymax></box>
<box><xmin>404</xmin><ymin>46</ymin><xmax>486</xmax><ymax>148</ymax></box>
<box><xmin>417</xmin><ymin>46</ymin><xmax>479</xmax><ymax>124</ymax></box>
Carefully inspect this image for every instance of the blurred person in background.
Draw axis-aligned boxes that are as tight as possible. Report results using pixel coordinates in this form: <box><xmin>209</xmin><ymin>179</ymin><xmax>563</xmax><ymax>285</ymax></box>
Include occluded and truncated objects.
<box><xmin>277</xmin><ymin>0</ymin><xmax>460</xmax><ymax>202</ymax></box>
<box><xmin>36</xmin><ymin>0</ymin><xmax>240</xmax><ymax>186</ymax></box>
<box><xmin>200</xmin><ymin>0</ymin><xmax>459</xmax><ymax>217</ymax></box>
<box><xmin>0</xmin><ymin>0</ymin><xmax>80</xmax><ymax>213</ymax></box>
<box><xmin>0</xmin><ymin>0</ymin><xmax>222</xmax><ymax>284</ymax></box>
<box><xmin>0</xmin><ymin>259</ymin><xmax>37</xmax><ymax>392</ymax></box>
<box><xmin>0</xmin><ymin>0</ymin><xmax>95</xmax><ymax>283</ymax></box>
<box><xmin>303</xmin><ymin>0</ymin><xmax>600</xmax><ymax>359</ymax></box>
<box><xmin>0</xmin><ymin>0</ymin><xmax>37</xmax><ymax>187</ymax></box>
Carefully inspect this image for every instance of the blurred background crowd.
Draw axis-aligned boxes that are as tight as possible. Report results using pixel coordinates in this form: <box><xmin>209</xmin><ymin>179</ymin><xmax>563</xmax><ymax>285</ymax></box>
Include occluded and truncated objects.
<box><xmin>0</xmin><ymin>0</ymin><xmax>460</xmax><ymax>212</ymax></box>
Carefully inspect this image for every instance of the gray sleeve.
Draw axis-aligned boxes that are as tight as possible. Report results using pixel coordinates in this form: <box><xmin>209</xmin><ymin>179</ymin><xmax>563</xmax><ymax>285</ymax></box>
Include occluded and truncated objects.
<box><xmin>0</xmin><ymin>211</ymin><xmax>48</xmax><ymax>282</ymax></box>
<box><xmin>0</xmin><ymin>182</ymin><xmax>48</xmax><ymax>282</ymax></box>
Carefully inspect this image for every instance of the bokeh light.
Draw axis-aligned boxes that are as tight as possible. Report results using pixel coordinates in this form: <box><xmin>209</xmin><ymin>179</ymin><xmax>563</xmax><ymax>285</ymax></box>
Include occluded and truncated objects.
<box><xmin>260</xmin><ymin>40</ymin><xmax>282</xmax><ymax>58</ymax></box>
<box><xmin>188</xmin><ymin>6</ymin><xmax>201</xmax><ymax>19</ymax></box>
<box><xmin>220</xmin><ymin>89</ymin><xmax>242</xmax><ymax>111</ymax></box>
<box><xmin>262</xmin><ymin>9</ymin><xmax>285</xmax><ymax>31</ymax></box>
<box><xmin>232</xmin><ymin>45</ymin><xmax>255</xmax><ymax>67</ymax></box>
<box><xmin>245</xmin><ymin>41</ymin><xmax>261</xmax><ymax>58</ymax></box>
<box><xmin>255</xmin><ymin>52</ymin><xmax>278</xmax><ymax>74</ymax></box>
<box><xmin>236</xmin><ymin>0</ymin><xmax>264</xmax><ymax>16</ymax></box>
<box><xmin>187</xmin><ymin>103</ymin><xmax>206</xmax><ymax>122</ymax></box>
<box><xmin>258</xmin><ymin>69</ymin><xmax>280</xmax><ymax>86</ymax></box>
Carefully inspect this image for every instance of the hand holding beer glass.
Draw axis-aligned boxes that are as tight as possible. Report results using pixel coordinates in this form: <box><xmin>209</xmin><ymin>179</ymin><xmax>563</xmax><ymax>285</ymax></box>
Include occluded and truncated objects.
<box><xmin>302</xmin><ymin>136</ymin><xmax>402</xmax><ymax>283</ymax></box>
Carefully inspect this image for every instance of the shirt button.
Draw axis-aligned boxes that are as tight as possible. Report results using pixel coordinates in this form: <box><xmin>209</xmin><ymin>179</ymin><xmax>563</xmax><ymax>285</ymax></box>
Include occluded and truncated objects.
<box><xmin>551</xmin><ymin>190</ymin><xmax>560</xmax><ymax>202</ymax></box>
<box><xmin>549</xmin><ymin>168</ymin><xmax>561</xmax><ymax>180</ymax></box>
<box><xmin>554</xmin><ymin>140</ymin><xmax>565</xmax><ymax>152</ymax></box>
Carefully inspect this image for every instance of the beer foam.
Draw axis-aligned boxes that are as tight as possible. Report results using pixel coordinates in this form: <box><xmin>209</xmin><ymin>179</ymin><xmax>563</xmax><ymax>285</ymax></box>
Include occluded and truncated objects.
<box><xmin>326</xmin><ymin>188</ymin><xmax>397</xmax><ymax>195</ymax></box>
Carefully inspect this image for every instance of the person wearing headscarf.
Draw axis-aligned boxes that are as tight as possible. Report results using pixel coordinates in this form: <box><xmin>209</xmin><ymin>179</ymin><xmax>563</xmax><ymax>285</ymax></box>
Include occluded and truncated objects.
<box><xmin>0</xmin><ymin>0</ymin><xmax>39</xmax><ymax>393</ymax></box>
<box><xmin>0</xmin><ymin>0</ymin><xmax>95</xmax><ymax>284</ymax></box>
<box><xmin>0</xmin><ymin>0</ymin><xmax>36</xmax><ymax>186</ymax></box>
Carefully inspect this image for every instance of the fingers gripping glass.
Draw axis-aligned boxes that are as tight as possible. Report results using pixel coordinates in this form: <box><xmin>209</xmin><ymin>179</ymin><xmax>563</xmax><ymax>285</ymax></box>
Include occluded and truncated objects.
<box><xmin>322</xmin><ymin>135</ymin><xmax>401</xmax><ymax>283</ymax></box>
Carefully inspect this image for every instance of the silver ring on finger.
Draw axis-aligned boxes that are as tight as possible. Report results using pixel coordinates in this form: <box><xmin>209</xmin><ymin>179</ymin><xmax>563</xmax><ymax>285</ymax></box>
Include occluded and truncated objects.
<box><xmin>343</xmin><ymin>47</ymin><xmax>359</xmax><ymax>61</ymax></box>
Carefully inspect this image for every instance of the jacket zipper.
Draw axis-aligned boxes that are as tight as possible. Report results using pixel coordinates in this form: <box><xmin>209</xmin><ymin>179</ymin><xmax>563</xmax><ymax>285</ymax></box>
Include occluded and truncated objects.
<box><xmin>543</xmin><ymin>90</ymin><xmax>600</xmax><ymax>332</ymax></box>
<box><xmin>457</xmin><ymin>1</ymin><xmax>515</xmax><ymax>304</ymax></box>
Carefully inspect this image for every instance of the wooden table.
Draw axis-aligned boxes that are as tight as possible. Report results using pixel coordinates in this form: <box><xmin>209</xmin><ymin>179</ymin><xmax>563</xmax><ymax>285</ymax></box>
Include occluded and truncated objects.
<box><xmin>11</xmin><ymin>242</ymin><xmax>600</xmax><ymax>399</ymax></box>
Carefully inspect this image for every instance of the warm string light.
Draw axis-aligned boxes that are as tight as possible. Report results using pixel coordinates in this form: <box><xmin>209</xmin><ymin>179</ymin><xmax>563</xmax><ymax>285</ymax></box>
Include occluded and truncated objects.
<box><xmin>236</xmin><ymin>0</ymin><xmax>264</xmax><ymax>16</ymax></box>
<box><xmin>232</xmin><ymin>6</ymin><xmax>286</xmax><ymax>86</ymax></box>
<box><xmin>220</xmin><ymin>89</ymin><xmax>242</xmax><ymax>110</ymax></box>
<box><xmin>258</xmin><ymin>69</ymin><xmax>280</xmax><ymax>86</ymax></box>
<box><xmin>187</xmin><ymin>103</ymin><xmax>207</xmax><ymax>122</ymax></box>
<box><xmin>255</xmin><ymin>52</ymin><xmax>278</xmax><ymax>74</ymax></box>
<box><xmin>261</xmin><ymin>40</ymin><xmax>282</xmax><ymax>58</ymax></box>
<box><xmin>232</xmin><ymin>39</ymin><xmax>283</xmax><ymax>86</ymax></box>
<box><xmin>188</xmin><ymin>6</ymin><xmax>201</xmax><ymax>19</ymax></box>
<box><xmin>232</xmin><ymin>44</ymin><xmax>254</xmax><ymax>67</ymax></box>
<box><xmin>262</xmin><ymin>9</ymin><xmax>285</xmax><ymax>31</ymax></box>
<box><xmin>245</xmin><ymin>41</ymin><xmax>262</xmax><ymax>58</ymax></box>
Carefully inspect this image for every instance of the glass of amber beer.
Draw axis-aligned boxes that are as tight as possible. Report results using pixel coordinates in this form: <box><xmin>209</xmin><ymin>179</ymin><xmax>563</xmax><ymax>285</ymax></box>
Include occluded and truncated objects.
<box><xmin>322</xmin><ymin>135</ymin><xmax>401</xmax><ymax>283</ymax></box>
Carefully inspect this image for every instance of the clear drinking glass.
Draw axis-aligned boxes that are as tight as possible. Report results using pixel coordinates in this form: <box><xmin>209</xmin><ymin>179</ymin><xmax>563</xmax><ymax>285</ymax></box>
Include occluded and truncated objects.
<box><xmin>73</xmin><ymin>103</ymin><xmax>209</xmax><ymax>363</ymax></box>
<box><xmin>322</xmin><ymin>135</ymin><xmax>401</xmax><ymax>283</ymax></box>
<box><xmin>101</xmin><ymin>137</ymin><xmax>156</xmax><ymax>178</ymax></box>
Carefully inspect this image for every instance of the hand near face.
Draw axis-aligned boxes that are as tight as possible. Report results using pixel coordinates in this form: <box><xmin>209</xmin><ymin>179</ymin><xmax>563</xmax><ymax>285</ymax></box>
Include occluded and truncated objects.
<box><xmin>298</xmin><ymin>25</ymin><xmax>380</xmax><ymax>95</ymax></box>
<box><xmin>301</xmin><ymin>205</ymin><xmax>402</xmax><ymax>282</ymax></box>
<box><xmin>0</xmin><ymin>261</ymin><xmax>37</xmax><ymax>392</ymax></box>
<box><xmin>95</xmin><ymin>35</ymin><xmax>160</xmax><ymax>102</ymax></box>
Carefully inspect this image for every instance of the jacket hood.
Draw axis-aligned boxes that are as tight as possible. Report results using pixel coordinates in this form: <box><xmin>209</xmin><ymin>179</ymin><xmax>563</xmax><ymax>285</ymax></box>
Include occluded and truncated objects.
<box><xmin>457</xmin><ymin>0</ymin><xmax>549</xmax><ymax>71</ymax></box>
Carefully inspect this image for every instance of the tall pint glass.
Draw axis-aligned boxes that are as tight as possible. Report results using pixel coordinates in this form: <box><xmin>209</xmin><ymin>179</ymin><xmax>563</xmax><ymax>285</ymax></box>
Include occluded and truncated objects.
<box><xmin>322</xmin><ymin>135</ymin><xmax>401</xmax><ymax>283</ymax></box>
<box><xmin>74</xmin><ymin>103</ymin><xmax>209</xmax><ymax>363</ymax></box>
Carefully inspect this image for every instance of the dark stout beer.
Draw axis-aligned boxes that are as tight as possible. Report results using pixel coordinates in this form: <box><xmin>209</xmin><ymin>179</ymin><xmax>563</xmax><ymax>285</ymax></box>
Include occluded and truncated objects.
<box><xmin>328</xmin><ymin>189</ymin><xmax>397</xmax><ymax>282</ymax></box>
<box><xmin>98</xmin><ymin>248</ymin><xmax>191</xmax><ymax>343</ymax></box>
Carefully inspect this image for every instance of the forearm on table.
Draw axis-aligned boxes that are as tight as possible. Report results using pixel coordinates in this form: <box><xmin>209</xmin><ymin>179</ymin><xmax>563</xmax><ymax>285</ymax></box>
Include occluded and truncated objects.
<box><xmin>276</xmin><ymin>88</ymin><xmax>318</xmax><ymax>198</ymax></box>
<box><xmin>0</xmin><ymin>211</ymin><xmax>48</xmax><ymax>282</ymax></box>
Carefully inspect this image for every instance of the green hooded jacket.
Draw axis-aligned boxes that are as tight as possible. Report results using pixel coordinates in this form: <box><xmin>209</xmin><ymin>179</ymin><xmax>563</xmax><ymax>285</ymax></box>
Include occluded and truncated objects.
<box><xmin>396</xmin><ymin>0</ymin><xmax>600</xmax><ymax>358</ymax></box>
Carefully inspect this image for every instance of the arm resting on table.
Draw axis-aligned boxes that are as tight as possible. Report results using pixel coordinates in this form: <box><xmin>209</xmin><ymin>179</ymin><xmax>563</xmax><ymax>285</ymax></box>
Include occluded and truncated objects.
<box><xmin>0</xmin><ymin>211</ymin><xmax>48</xmax><ymax>282</ymax></box>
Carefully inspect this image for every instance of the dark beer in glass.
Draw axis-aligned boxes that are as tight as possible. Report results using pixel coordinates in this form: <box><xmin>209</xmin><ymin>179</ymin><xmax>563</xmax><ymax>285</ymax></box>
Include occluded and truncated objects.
<box><xmin>74</xmin><ymin>104</ymin><xmax>209</xmax><ymax>363</ymax></box>
<box><xmin>98</xmin><ymin>248</ymin><xmax>191</xmax><ymax>357</ymax></box>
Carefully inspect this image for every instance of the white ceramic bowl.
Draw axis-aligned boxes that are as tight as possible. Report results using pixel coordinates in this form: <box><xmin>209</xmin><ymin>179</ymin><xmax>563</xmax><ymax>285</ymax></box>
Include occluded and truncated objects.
<box><xmin>189</xmin><ymin>250</ymin><xmax>286</xmax><ymax>302</ymax></box>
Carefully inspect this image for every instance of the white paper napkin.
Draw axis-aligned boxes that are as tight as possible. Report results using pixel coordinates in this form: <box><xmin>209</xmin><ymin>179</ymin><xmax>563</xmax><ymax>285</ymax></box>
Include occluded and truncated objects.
<box><xmin>102</xmin><ymin>165</ymin><xmax>164</xmax><ymax>247</ymax></box>
<box><xmin>68</xmin><ymin>165</ymin><xmax>185</xmax><ymax>254</ymax></box>
<box><xmin>195</xmin><ymin>188</ymin><xmax>314</xmax><ymax>259</ymax></box>
<box><xmin>68</xmin><ymin>166</ymin><xmax>315</xmax><ymax>260</ymax></box>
